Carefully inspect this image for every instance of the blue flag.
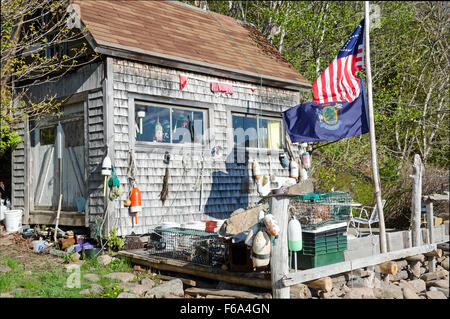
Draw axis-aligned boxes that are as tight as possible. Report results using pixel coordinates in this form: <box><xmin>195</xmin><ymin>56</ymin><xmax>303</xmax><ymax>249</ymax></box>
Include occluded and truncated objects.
<box><xmin>282</xmin><ymin>78</ymin><xmax>369</xmax><ymax>143</ymax></box>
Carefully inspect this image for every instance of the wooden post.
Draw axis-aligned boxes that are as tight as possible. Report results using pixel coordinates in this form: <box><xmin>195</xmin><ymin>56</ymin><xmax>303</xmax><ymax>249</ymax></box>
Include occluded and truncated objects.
<box><xmin>364</xmin><ymin>2</ymin><xmax>387</xmax><ymax>253</ymax></box>
<box><xmin>425</xmin><ymin>201</ymin><xmax>436</xmax><ymax>272</ymax></box>
<box><xmin>411</xmin><ymin>154</ymin><xmax>423</xmax><ymax>247</ymax></box>
<box><xmin>269</xmin><ymin>196</ymin><xmax>290</xmax><ymax>299</ymax></box>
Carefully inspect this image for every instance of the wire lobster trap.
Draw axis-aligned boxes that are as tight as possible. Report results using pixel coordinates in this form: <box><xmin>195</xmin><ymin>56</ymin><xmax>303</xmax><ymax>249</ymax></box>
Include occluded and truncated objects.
<box><xmin>288</xmin><ymin>192</ymin><xmax>354</xmax><ymax>230</ymax></box>
<box><xmin>146</xmin><ymin>227</ymin><xmax>226</xmax><ymax>267</ymax></box>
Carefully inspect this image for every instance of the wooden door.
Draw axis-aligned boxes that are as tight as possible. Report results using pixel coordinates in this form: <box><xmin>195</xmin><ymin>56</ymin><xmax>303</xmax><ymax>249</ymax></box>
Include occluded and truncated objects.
<box><xmin>31</xmin><ymin>103</ymin><xmax>85</xmax><ymax>211</ymax></box>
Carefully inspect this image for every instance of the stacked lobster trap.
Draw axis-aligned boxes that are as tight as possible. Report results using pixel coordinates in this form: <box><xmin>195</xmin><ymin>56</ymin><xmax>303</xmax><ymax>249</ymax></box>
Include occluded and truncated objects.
<box><xmin>288</xmin><ymin>192</ymin><xmax>354</xmax><ymax>231</ymax></box>
<box><xmin>146</xmin><ymin>226</ymin><xmax>227</xmax><ymax>267</ymax></box>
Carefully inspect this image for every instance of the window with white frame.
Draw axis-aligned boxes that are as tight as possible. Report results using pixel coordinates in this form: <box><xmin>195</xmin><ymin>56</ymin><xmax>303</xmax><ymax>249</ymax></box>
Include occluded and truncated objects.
<box><xmin>135</xmin><ymin>103</ymin><xmax>207</xmax><ymax>145</ymax></box>
<box><xmin>232</xmin><ymin>113</ymin><xmax>283</xmax><ymax>150</ymax></box>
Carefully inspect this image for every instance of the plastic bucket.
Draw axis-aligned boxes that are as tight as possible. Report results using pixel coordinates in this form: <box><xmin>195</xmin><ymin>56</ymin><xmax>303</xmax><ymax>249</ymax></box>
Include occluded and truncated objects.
<box><xmin>33</xmin><ymin>240</ymin><xmax>49</xmax><ymax>252</ymax></box>
<box><xmin>203</xmin><ymin>220</ymin><xmax>217</xmax><ymax>232</ymax></box>
<box><xmin>4</xmin><ymin>209</ymin><xmax>23</xmax><ymax>232</ymax></box>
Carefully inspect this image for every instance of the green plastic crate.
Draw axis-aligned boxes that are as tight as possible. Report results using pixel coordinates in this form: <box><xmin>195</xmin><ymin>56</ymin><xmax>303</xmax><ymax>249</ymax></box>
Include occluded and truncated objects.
<box><xmin>291</xmin><ymin>250</ymin><xmax>345</xmax><ymax>270</ymax></box>
<box><xmin>302</xmin><ymin>235</ymin><xmax>347</xmax><ymax>256</ymax></box>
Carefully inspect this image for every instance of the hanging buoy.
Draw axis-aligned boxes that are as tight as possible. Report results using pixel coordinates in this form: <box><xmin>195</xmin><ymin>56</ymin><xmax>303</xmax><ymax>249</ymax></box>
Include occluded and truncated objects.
<box><xmin>300</xmin><ymin>167</ymin><xmax>308</xmax><ymax>181</ymax></box>
<box><xmin>289</xmin><ymin>159</ymin><xmax>299</xmax><ymax>179</ymax></box>
<box><xmin>288</xmin><ymin>216</ymin><xmax>302</xmax><ymax>271</ymax></box>
<box><xmin>252</xmin><ymin>230</ymin><xmax>271</xmax><ymax>267</ymax></box>
<box><xmin>301</xmin><ymin>152</ymin><xmax>311</xmax><ymax>169</ymax></box>
<box><xmin>101</xmin><ymin>155</ymin><xmax>112</xmax><ymax>196</ymax></box>
<box><xmin>264</xmin><ymin>214</ymin><xmax>280</xmax><ymax>237</ymax></box>
<box><xmin>244</xmin><ymin>223</ymin><xmax>260</xmax><ymax>247</ymax></box>
<box><xmin>288</xmin><ymin>216</ymin><xmax>302</xmax><ymax>252</ymax></box>
<box><xmin>137</xmin><ymin>110</ymin><xmax>146</xmax><ymax>134</ymax></box>
<box><xmin>253</xmin><ymin>160</ymin><xmax>261</xmax><ymax>180</ymax></box>
<box><xmin>130</xmin><ymin>187</ymin><xmax>142</xmax><ymax>225</ymax></box>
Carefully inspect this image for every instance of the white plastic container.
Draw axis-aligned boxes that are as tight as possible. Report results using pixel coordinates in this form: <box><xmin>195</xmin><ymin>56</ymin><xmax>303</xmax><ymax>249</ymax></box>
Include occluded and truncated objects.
<box><xmin>33</xmin><ymin>240</ymin><xmax>50</xmax><ymax>252</ymax></box>
<box><xmin>0</xmin><ymin>199</ymin><xmax>7</xmax><ymax>222</ymax></box>
<box><xmin>4</xmin><ymin>209</ymin><xmax>22</xmax><ymax>232</ymax></box>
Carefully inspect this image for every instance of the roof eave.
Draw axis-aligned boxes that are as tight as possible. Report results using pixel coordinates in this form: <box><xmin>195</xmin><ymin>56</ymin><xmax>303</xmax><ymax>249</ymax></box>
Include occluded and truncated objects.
<box><xmin>94</xmin><ymin>39</ymin><xmax>311</xmax><ymax>91</ymax></box>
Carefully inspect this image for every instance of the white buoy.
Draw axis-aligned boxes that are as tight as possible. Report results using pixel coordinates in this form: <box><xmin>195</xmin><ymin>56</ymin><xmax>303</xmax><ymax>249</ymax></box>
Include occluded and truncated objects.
<box><xmin>137</xmin><ymin>110</ymin><xmax>146</xmax><ymax>134</ymax></box>
<box><xmin>290</xmin><ymin>159</ymin><xmax>299</xmax><ymax>179</ymax></box>
<box><xmin>264</xmin><ymin>214</ymin><xmax>280</xmax><ymax>237</ymax></box>
<box><xmin>288</xmin><ymin>216</ymin><xmax>302</xmax><ymax>271</ymax></box>
<box><xmin>101</xmin><ymin>155</ymin><xmax>112</xmax><ymax>196</ymax></box>
<box><xmin>300</xmin><ymin>167</ymin><xmax>308</xmax><ymax>181</ymax></box>
<box><xmin>252</xmin><ymin>230</ymin><xmax>271</xmax><ymax>267</ymax></box>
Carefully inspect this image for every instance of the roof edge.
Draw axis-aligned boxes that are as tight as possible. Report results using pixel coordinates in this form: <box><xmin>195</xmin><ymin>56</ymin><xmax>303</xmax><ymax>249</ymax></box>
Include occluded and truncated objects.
<box><xmin>95</xmin><ymin>40</ymin><xmax>311</xmax><ymax>91</ymax></box>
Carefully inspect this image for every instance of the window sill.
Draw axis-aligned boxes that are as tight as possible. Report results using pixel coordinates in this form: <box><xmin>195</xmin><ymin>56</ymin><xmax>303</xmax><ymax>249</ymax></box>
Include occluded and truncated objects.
<box><xmin>134</xmin><ymin>141</ymin><xmax>209</xmax><ymax>153</ymax></box>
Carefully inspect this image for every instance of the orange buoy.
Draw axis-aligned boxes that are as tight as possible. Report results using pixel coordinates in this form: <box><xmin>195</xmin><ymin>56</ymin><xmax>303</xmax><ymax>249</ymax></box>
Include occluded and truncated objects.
<box><xmin>130</xmin><ymin>187</ymin><xmax>142</xmax><ymax>224</ymax></box>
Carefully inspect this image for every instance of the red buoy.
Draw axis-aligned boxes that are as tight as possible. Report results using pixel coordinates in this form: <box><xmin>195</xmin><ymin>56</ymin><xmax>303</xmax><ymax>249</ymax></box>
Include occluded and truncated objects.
<box><xmin>130</xmin><ymin>187</ymin><xmax>142</xmax><ymax>224</ymax></box>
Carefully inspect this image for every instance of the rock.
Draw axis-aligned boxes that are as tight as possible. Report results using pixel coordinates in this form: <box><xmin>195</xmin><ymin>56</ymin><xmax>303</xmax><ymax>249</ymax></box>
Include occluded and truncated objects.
<box><xmin>402</xmin><ymin>287</ymin><xmax>420</xmax><ymax>299</ymax></box>
<box><xmin>84</xmin><ymin>273</ymin><xmax>100</xmax><ymax>282</ymax></box>
<box><xmin>98</xmin><ymin>254</ymin><xmax>113</xmax><ymax>266</ymax></box>
<box><xmin>343</xmin><ymin>287</ymin><xmax>375</xmax><ymax>299</ymax></box>
<box><xmin>408</xmin><ymin>279</ymin><xmax>426</xmax><ymax>293</ymax></box>
<box><xmin>90</xmin><ymin>284</ymin><xmax>104</xmax><ymax>293</ymax></box>
<box><xmin>72</xmin><ymin>252</ymin><xmax>81</xmax><ymax>261</ymax></box>
<box><xmin>426</xmin><ymin>279</ymin><xmax>449</xmax><ymax>289</ymax></box>
<box><xmin>0</xmin><ymin>264</ymin><xmax>12</xmax><ymax>273</ymax></box>
<box><xmin>319</xmin><ymin>291</ymin><xmax>339</xmax><ymax>299</ymax></box>
<box><xmin>119</xmin><ymin>282</ymin><xmax>154</xmax><ymax>296</ymax></box>
<box><xmin>0</xmin><ymin>292</ymin><xmax>13</xmax><ymax>298</ymax></box>
<box><xmin>104</xmin><ymin>272</ymin><xmax>136</xmax><ymax>283</ymax></box>
<box><xmin>425</xmin><ymin>290</ymin><xmax>447</xmax><ymax>299</ymax></box>
<box><xmin>220</xmin><ymin>203</ymin><xmax>268</xmax><ymax>236</ymax></box>
<box><xmin>441</xmin><ymin>257</ymin><xmax>449</xmax><ymax>271</ymax></box>
<box><xmin>346</xmin><ymin>277</ymin><xmax>365</xmax><ymax>288</ymax></box>
<box><xmin>373</xmin><ymin>286</ymin><xmax>403</xmax><ymax>299</ymax></box>
<box><xmin>117</xmin><ymin>292</ymin><xmax>138</xmax><ymax>298</ymax></box>
<box><xmin>144</xmin><ymin>279</ymin><xmax>184</xmax><ymax>298</ymax></box>
<box><xmin>140</xmin><ymin>278</ymin><xmax>155</xmax><ymax>288</ymax></box>
<box><xmin>428</xmin><ymin>287</ymin><xmax>449</xmax><ymax>298</ymax></box>
<box><xmin>290</xmin><ymin>283</ymin><xmax>312</xmax><ymax>299</ymax></box>
<box><xmin>79</xmin><ymin>289</ymin><xmax>91</xmax><ymax>295</ymax></box>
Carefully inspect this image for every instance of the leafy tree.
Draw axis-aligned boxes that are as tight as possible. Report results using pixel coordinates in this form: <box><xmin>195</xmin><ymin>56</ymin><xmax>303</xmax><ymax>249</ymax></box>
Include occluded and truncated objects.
<box><xmin>1</xmin><ymin>0</ymin><xmax>98</xmax><ymax>155</ymax></box>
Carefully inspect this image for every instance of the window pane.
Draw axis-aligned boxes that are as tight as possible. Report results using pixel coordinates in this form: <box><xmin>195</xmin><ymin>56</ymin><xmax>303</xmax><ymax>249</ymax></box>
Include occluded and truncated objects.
<box><xmin>40</xmin><ymin>126</ymin><xmax>55</xmax><ymax>145</ymax></box>
<box><xmin>172</xmin><ymin>108</ymin><xmax>204</xmax><ymax>144</ymax></box>
<box><xmin>136</xmin><ymin>105</ymin><xmax>171</xmax><ymax>143</ymax></box>
<box><xmin>259</xmin><ymin>118</ymin><xmax>282</xmax><ymax>150</ymax></box>
<box><xmin>232</xmin><ymin>115</ymin><xmax>257</xmax><ymax>148</ymax></box>
<box><xmin>63</xmin><ymin>120</ymin><xmax>84</xmax><ymax>147</ymax></box>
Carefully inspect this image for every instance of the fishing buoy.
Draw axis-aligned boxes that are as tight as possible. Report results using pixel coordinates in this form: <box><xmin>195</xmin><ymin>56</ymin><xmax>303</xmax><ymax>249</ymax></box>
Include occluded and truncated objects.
<box><xmin>279</xmin><ymin>153</ymin><xmax>289</xmax><ymax>168</ymax></box>
<box><xmin>301</xmin><ymin>152</ymin><xmax>311</xmax><ymax>169</ymax></box>
<box><xmin>290</xmin><ymin>159</ymin><xmax>299</xmax><ymax>179</ymax></box>
<box><xmin>264</xmin><ymin>214</ymin><xmax>280</xmax><ymax>237</ymax></box>
<box><xmin>288</xmin><ymin>216</ymin><xmax>302</xmax><ymax>252</ymax></box>
<box><xmin>137</xmin><ymin>110</ymin><xmax>146</xmax><ymax>134</ymax></box>
<box><xmin>101</xmin><ymin>155</ymin><xmax>112</xmax><ymax>196</ymax></box>
<box><xmin>288</xmin><ymin>216</ymin><xmax>302</xmax><ymax>271</ymax></box>
<box><xmin>244</xmin><ymin>223</ymin><xmax>260</xmax><ymax>247</ymax></box>
<box><xmin>253</xmin><ymin>160</ymin><xmax>261</xmax><ymax>180</ymax></box>
<box><xmin>252</xmin><ymin>230</ymin><xmax>271</xmax><ymax>267</ymax></box>
<box><xmin>130</xmin><ymin>187</ymin><xmax>142</xmax><ymax>225</ymax></box>
<box><xmin>300</xmin><ymin>167</ymin><xmax>308</xmax><ymax>181</ymax></box>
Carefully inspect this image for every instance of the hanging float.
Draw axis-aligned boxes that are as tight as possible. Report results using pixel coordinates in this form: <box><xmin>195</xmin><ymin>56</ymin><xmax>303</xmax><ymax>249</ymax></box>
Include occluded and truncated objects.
<box><xmin>289</xmin><ymin>159</ymin><xmax>299</xmax><ymax>179</ymax></box>
<box><xmin>101</xmin><ymin>155</ymin><xmax>112</xmax><ymax>196</ymax></box>
<box><xmin>252</xmin><ymin>160</ymin><xmax>261</xmax><ymax>180</ymax></box>
<box><xmin>130</xmin><ymin>187</ymin><xmax>142</xmax><ymax>225</ymax></box>
<box><xmin>252</xmin><ymin>230</ymin><xmax>271</xmax><ymax>267</ymax></box>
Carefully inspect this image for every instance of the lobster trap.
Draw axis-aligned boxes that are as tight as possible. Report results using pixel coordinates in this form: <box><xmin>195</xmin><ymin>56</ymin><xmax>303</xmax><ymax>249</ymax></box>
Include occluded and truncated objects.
<box><xmin>288</xmin><ymin>192</ymin><xmax>354</xmax><ymax>230</ymax></box>
<box><xmin>146</xmin><ymin>227</ymin><xmax>226</xmax><ymax>267</ymax></box>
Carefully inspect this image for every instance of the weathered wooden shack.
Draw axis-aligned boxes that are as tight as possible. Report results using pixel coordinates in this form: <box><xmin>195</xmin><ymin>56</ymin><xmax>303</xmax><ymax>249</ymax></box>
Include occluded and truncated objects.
<box><xmin>11</xmin><ymin>0</ymin><xmax>311</xmax><ymax>237</ymax></box>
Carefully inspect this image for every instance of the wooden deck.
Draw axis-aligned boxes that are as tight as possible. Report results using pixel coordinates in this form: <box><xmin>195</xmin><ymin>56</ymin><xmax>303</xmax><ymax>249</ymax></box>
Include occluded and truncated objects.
<box><xmin>118</xmin><ymin>249</ymin><xmax>272</xmax><ymax>289</ymax></box>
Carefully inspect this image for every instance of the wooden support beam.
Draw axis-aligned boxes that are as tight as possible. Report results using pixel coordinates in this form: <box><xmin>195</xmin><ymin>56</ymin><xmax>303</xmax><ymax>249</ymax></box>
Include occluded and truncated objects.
<box><xmin>282</xmin><ymin>244</ymin><xmax>437</xmax><ymax>286</ymax></box>
<box><xmin>269</xmin><ymin>196</ymin><xmax>290</xmax><ymax>299</ymax></box>
<box><xmin>411</xmin><ymin>154</ymin><xmax>424</xmax><ymax>247</ymax></box>
<box><xmin>421</xmin><ymin>270</ymin><xmax>449</xmax><ymax>282</ymax></box>
<box><xmin>184</xmin><ymin>287</ymin><xmax>260</xmax><ymax>299</ymax></box>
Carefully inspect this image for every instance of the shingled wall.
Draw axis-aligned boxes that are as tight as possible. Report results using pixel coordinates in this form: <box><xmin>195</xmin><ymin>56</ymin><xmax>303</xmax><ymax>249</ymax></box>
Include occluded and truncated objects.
<box><xmin>108</xmin><ymin>58</ymin><xmax>301</xmax><ymax>236</ymax></box>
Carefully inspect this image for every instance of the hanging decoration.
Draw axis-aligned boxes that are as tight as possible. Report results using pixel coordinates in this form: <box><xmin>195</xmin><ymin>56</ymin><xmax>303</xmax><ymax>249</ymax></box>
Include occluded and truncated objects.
<box><xmin>179</xmin><ymin>74</ymin><xmax>188</xmax><ymax>90</ymax></box>
<box><xmin>108</xmin><ymin>165</ymin><xmax>122</xmax><ymax>201</ymax></box>
<box><xmin>160</xmin><ymin>166</ymin><xmax>169</xmax><ymax>205</ymax></box>
<box><xmin>137</xmin><ymin>109</ymin><xmax>146</xmax><ymax>134</ymax></box>
<box><xmin>210</xmin><ymin>82</ymin><xmax>233</xmax><ymax>95</ymax></box>
<box><xmin>155</xmin><ymin>116</ymin><xmax>163</xmax><ymax>142</ymax></box>
<box><xmin>289</xmin><ymin>158</ymin><xmax>299</xmax><ymax>179</ymax></box>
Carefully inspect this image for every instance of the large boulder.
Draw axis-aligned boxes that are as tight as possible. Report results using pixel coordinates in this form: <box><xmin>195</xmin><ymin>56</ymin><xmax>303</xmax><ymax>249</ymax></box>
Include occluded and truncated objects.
<box><xmin>219</xmin><ymin>203</ymin><xmax>268</xmax><ymax>236</ymax></box>
<box><xmin>144</xmin><ymin>279</ymin><xmax>184</xmax><ymax>298</ymax></box>
<box><xmin>104</xmin><ymin>272</ymin><xmax>136</xmax><ymax>283</ymax></box>
<box><xmin>343</xmin><ymin>287</ymin><xmax>375</xmax><ymax>299</ymax></box>
<box><xmin>290</xmin><ymin>284</ymin><xmax>312</xmax><ymax>299</ymax></box>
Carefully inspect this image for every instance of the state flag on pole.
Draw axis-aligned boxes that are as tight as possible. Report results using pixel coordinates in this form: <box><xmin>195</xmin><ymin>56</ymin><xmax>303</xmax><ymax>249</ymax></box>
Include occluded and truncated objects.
<box><xmin>282</xmin><ymin>20</ymin><xmax>369</xmax><ymax>143</ymax></box>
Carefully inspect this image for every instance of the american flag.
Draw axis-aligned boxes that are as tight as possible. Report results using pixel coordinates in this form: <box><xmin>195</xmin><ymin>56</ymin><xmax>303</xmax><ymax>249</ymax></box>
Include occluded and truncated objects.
<box><xmin>313</xmin><ymin>21</ymin><xmax>365</xmax><ymax>104</ymax></box>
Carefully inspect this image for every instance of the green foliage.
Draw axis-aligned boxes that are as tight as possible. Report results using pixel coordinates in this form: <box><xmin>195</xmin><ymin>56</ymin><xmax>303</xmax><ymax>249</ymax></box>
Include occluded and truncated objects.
<box><xmin>103</xmin><ymin>228</ymin><xmax>125</xmax><ymax>252</ymax></box>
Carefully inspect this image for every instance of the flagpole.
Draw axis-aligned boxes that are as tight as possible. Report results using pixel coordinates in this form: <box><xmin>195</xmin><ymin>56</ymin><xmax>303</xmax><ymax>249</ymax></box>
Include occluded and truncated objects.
<box><xmin>364</xmin><ymin>1</ymin><xmax>387</xmax><ymax>253</ymax></box>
